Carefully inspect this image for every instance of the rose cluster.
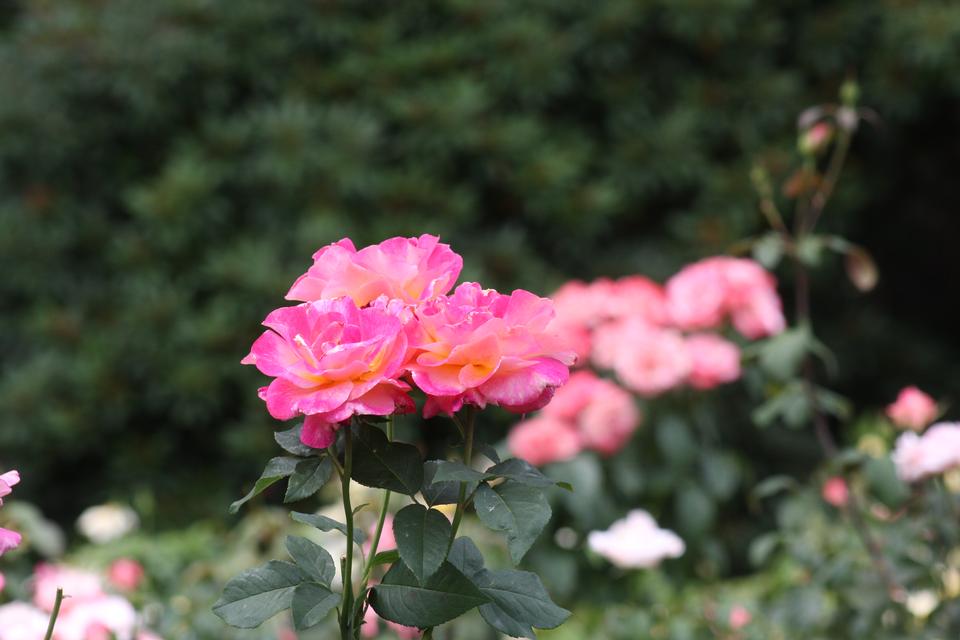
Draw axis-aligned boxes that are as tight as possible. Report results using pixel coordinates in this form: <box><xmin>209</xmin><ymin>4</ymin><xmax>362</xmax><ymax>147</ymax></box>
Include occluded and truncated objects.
<box><xmin>551</xmin><ymin>256</ymin><xmax>784</xmax><ymax>397</ymax></box>
<box><xmin>242</xmin><ymin>235</ymin><xmax>576</xmax><ymax>448</ymax></box>
<box><xmin>0</xmin><ymin>561</ymin><xmax>158</xmax><ymax>640</ymax></box>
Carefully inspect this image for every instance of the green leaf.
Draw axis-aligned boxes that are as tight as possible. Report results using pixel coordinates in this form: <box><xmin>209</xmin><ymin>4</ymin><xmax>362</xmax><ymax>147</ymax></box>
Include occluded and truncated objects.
<box><xmin>370</xmin><ymin>561</ymin><xmax>489</xmax><ymax>628</ymax></box>
<box><xmin>675</xmin><ymin>485</ymin><xmax>715</xmax><ymax>537</ymax></box>
<box><xmin>700</xmin><ymin>451</ymin><xmax>740</xmax><ymax>501</ymax></box>
<box><xmin>486</xmin><ymin>459</ymin><xmax>555</xmax><ymax>488</ymax></box>
<box><xmin>284</xmin><ymin>457</ymin><xmax>333</xmax><ymax>503</ymax></box>
<box><xmin>447</xmin><ymin>537</ymin><xmax>485</xmax><ymax>579</ymax></box>
<box><xmin>274</xmin><ymin>424</ymin><xmax>316</xmax><ymax>457</ymax></box>
<box><xmin>422</xmin><ymin>461</ymin><xmax>470</xmax><ymax>506</ymax></box>
<box><xmin>291</xmin><ymin>582</ymin><xmax>339</xmax><ymax>630</ymax></box>
<box><xmin>371</xmin><ymin>550</ymin><xmax>400</xmax><ymax>567</ymax></box>
<box><xmin>474</xmin><ymin>442</ymin><xmax>502</xmax><ymax>464</ymax></box>
<box><xmin>351</xmin><ymin>422</ymin><xmax>423</xmax><ymax>495</ymax></box>
<box><xmin>758</xmin><ymin>326</ymin><xmax>811</xmax><ymax>381</ymax></box>
<box><xmin>477</xmin><ymin>569</ymin><xmax>571</xmax><ymax>638</ymax></box>
<box><xmin>430</xmin><ymin>460</ymin><xmax>488</xmax><ymax>483</ymax></box>
<box><xmin>213</xmin><ymin>560</ymin><xmax>307</xmax><ymax>628</ymax></box>
<box><xmin>229</xmin><ymin>456</ymin><xmax>299</xmax><ymax>514</ymax></box>
<box><xmin>473</xmin><ymin>481</ymin><xmax>551</xmax><ymax>564</ymax></box>
<box><xmin>752</xmin><ymin>232</ymin><xmax>785</xmax><ymax>269</ymax></box>
<box><xmin>291</xmin><ymin>511</ymin><xmax>366</xmax><ymax>545</ymax></box>
<box><xmin>393</xmin><ymin>504</ymin><xmax>453</xmax><ymax>584</ymax></box>
<box><xmin>285</xmin><ymin>535</ymin><xmax>335</xmax><ymax>586</ymax></box>
<box><xmin>864</xmin><ymin>457</ymin><xmax>910</xmax><ymax>508</ymax></box>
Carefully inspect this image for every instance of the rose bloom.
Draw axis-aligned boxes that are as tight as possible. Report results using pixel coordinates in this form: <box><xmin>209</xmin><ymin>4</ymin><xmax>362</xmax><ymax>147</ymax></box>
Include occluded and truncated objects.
<box><xmin>821</xmin><ymin>476</ymin><xmax>850</xmax><ymax>508</ymax></box>
<box><xmin>508</xmin><ymin>415</ymin><xmax>582</xmax><ymax>466</ymax></box>
<box><xmin>612</xmin><ymin>326</ymin><xmax>691</xmax><ymax>396</ymax></box>
<box><xmin>665</xmin><ymin>259</ymin><xmax>728</xmax><ymax>330</ymax></box>
<box><xmin>0</xmin><ymin>470</ymin><xmax>21</xmax><ymax>557</ymax></box>
<box><xmin>587</xmin><ymin>510</ymin><xmax>685</xmax><ymax>569</ymax></box>
<box><xmin>892</xmin><ymin>422</ymin><xmax>960</xmax><ymax>483</ymax></box>
<box><xmin>541</xmin><ymin>370</ymin><xmax>603</xmax><ymax>420</ymax></box>
<box><xmin>886</xmin><ymin>386</ymin><xmax>938</xmax><ymax>431</ymax></box>
<box><xmin>685</xmin><ymin>334</ymin><xmax>741</xmax><ymax>389</ymax></box>
<box><xmin>0</xmin><ymin>602</ymin><xmax>49</xmax><ymax>640</ymax></box>
<box><xmin>728</xmin><ymin>605</ymin><xmax>752</xmax><ymax>630</ymax></box>
<box><xmin>409</xmin><ymin>283</ymin><xmax>575</xmax><ymax>418</ymax></box>
<box><xmin>76</xmin><ymin>504</ymin><xmax>139</xmax><ymax>545</ymax></box>
<box><xmin>576</xmin><ymin>379</ymin><xmax>640</xmax><ymax>456</ymax></box>
<box><xmin>108</xmin><ymin>558</ymin><xmax>145</xmax><ymax>591</ymax></box>
<box><xmin>243</xmin><ymin>297</ymin><xmax>414</xmax><ymax>448</ymax></box>
<box><xmin>605</xmin><ymin>276</ymin><xmax>669</xmax><ymax>325</ymax></box>
<box><xmin>550</xmin><ymin>279</ymin><xmax>618</xmax><ymax>329</ymax></box>
<box><xmin>286</xmin><ymin>235</ymin><xmax>462</xmax><ymax>307</ymax></box>
<box><xmin>33</xmin><ymin>564</ymin><xmax>104</xmax><ymax>612</ymax></box>
<box><xmin>56</xmin><ymin>595</ymin><xmax>138</xmax><ymax>640</ymax></box>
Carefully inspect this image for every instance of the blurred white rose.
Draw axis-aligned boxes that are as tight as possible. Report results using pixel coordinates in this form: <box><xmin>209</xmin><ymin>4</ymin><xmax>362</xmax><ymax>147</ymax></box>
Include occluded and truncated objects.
<box><xmin>587</xmin><ymin>509</ymin><xmax>684</xmax><ymax>569</ymax></box>
<box><xmin>76</xmin><ymin>504</ymin><xmax>139</xmax><ymax>544</ymax></box>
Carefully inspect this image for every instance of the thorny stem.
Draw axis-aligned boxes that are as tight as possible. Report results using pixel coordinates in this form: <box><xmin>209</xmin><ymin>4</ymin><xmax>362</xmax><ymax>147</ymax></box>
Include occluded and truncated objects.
<box><xmin>340</xmin><ymin>423</ymin><xmax>356</xmax><ymax>639</ymax></box>
<box><xmin>43</xmin><ymin>588</ymin><xmax>64</xmax><ymax>640</ymax></box>
<box><xmin>786</xmin><ymin>127</ymin><xmax>904</xmax><ymax>601</ymax></box>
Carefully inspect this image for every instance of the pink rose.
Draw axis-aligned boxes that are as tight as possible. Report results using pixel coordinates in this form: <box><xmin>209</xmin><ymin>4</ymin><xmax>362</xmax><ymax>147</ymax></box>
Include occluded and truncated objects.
<box><xmin>892</xmin><ymin>422</ymin><xmax>960</xmax><ymax>483</ymax></box>
<box><xmin>286</xmin><ymin>235</ymin><xmax>462</xmax><ymax>307</ymax></box>
<box><xmin>587</xmin><ymin>510</ymin><xmax>685</xmax><ymax>568</ymax></box>
<box><xmin>55</xmin><ymin>595</ymin><xmax>138</xmax><ymax>640</ymax></box>
<box><xmin>508</xmin><ymin>416</ymin><xmax>583</xmax><ymax>466</ymax></box>
<box><xmin>665</xmin><ymin>259</ymin><xmax>729</xmax><ymax>330</ymax></box>
<box><xmin>107</xmin><ymin>558</ymin><xmax>145</xmax><ymax>591</ymax></box>
<box><xmin>541</xmin><ymin>370</ymin><xmax>603</xmax><ymax>420</ymax></box>
<box><xmin>242</xmin><ymin>297</ymin><xmax>414</xmax><ymax>448</ymax></box>
<box><xmin>730</xmin><ymin>288</ymin><xmax>786</xmax><ymax>339</ymax></box>
<box><xmin>886</xmin><ymin>386</ymin><xmax>938</xmax><ymax>431</ymax></box>
<box><xmin>612</xmin><ymin>326</ymin><xmax>691</xmax><ymax>396</ymax></box>
<box><xmin>409</xmin><ymin>283</ymin><xmax>575</xmax><ymax>418</ymax></box>
<box><xmin>363</xmin><ymin>514</ymin><xmax>396</xmax><ymax>557</ymax></box>
<box><xmin>821</xmin><ymin>476</ymin><xmax>849</xmax><ymax>508</ymax></box>
<box><xmin>685</xmin><ymin>334</ymin><xmax>741</xmax><ymax>389</ymax></box>
<box><xmin>728</xmin><ymin>605</ymin><xmax>752</xmax><ymax>630</ymax></box>
<box><xmin>606</xmin><ymin>276</ymin><xmax>668</xmax><ymax>325</ymax></box>
<box><xmin>550</xmin><ymin>279</ymin><xmax>617</xmax><ymax>329</ymax></box>
<box><xmin>33</xmin><ymin>564</ymin><xmax>103</xmax><ymax>613</ymax></box>
<box><xmin>577</xmin><ymin>379</ymin><xmax>640</xmax><ymax>455</ymax></box>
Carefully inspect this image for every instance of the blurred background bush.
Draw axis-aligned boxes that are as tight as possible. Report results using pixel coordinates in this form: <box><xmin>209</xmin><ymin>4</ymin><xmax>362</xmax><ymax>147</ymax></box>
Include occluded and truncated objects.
<box><xmin>2</xmin><ymin>2</ymin><xmax>960</xmax><ymax>636</ymax></box>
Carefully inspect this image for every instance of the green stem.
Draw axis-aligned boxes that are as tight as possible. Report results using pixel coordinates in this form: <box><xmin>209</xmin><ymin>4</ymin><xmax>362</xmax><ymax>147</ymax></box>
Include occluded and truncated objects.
<box><xmin>448</xmin><ymin>407</ymin><xmax>476</xmax><ymax>548</ymax></box>
<box><xmin>43</xmin><ymin>588</ymin><xmax>64</xmax><ymax>640</ymax></box>
<box><xmin>340</xmin><ymin>423</ymin><xmax>355</xmax><ymax>640</ymax></box>
<box><xmin>422</xmin><ymin>628</ymin><xmax>434</xmax><ymax>640</ymax></box>
<box><xmin>360</xmin><ymin>419</ymin><xmax>395</xmax><ymax>586</ymax></box>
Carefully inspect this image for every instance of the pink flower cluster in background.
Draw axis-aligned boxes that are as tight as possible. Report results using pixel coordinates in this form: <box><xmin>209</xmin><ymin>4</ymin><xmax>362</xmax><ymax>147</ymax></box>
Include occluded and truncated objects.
<box><xmin>509</xmin><ymin>371</ymin><xmax>640</xmax><ymax>465</ymax></box>
<box><xmin>586</xmin><ymin>510</ymin><xmax>685</xmax><ymax>569</ymax></box>
<box><xmin>892</xmin><ymin>422</ymin><xmax>960</xmax><ymax>483</ymax></box>
<box><xmin>886</xmin><ymin>386</ymin><xmax>938</xmax><ymax>431</ymax></box>
<box><xmin>550</xmin><ymin>256</ymin><xmax>783</xmax><ymax>398</ymax></box>
<box><xmin>0</xmin><ymin>560</ymin><xmax>159</xmax><ymax>640</ymax></box>
<box><xmin>0</xmin><ymin>470</ymin><xmax>21</xmax><ymax>558</ymax></box>
<box><xmin>243</xmin><ymin>235</ymin><xmax>576</xmax><ymax>448</ymax></box>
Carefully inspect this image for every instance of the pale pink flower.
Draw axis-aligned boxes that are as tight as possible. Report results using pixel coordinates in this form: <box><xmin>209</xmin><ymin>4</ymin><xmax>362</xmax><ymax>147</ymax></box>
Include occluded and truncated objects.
<box><xmin>576</xmin><ymin>379</ymin><xmax>640</xmax><ymax>456</ymax></box>
<box><xmin>730</xmin><ymin>288</ymin><xmax>786</xmax><ymax>339</ymax></box>
<box><xmin>892</xmin><ymin>422</ymin><xmax>960</xmax><ymax>483</ymax></box>
<box><xmin>541</xmin><ymin>370</ymin><xmax>602</xmax><ymax>421</ymax></box>
<box><xmin>508</xmin><ymin>415</ymin><xmax>582</xmax><ymax>466</ymax></box>
<box><xmin>685</xmin><ymin>334</ymin><xmax>741</xmax><ymax>389</ymax></box>
<box><xmin>886</xmin><ymin>386</ymin><xmax>938</xmax><ymax>431</ymax></box>
<box><xmin>550</xmin><ymin>279</ymin><xmax>617</xmax><ymax>329</ymax></box>
<box><xmin>409</xmin><ymin>283</ymin><xmax>575</xmax><ymax>418</ymax></box>
<box><xmin>606</xmin><ymin>276</ymin><xmax>669</xmax><ymax>325</ymax></box>
<box><xmin>587</xmin><ymin>510</ymin><xmax>685</xmax><ymax>569</ymax></box>
<box><xmin>242</xmin><ymin>297</ymin><xmax>414</xmax><ymax>448</ymax></box>
<box><xmin>612</xmin><ymin>327</ymin><xmax>691</xmax><ymax>396</ymax></box>
<box><xmin>728</xmin><ymin>605</ymin><xmax>752</xmax><ymax>629</ymax></box>
<box><xmin>548</xmin><ymin>321</ymin><xmax>592</xmax><ymax>367</ymax></box>
<box><xmin>665</xmin><ymin>259</ymin><xmax>728</xmax><ymax>330</ymax></box>
<box><xmin>821</xmin><ymin>477</ymin><xmax>849</xmax><ymax>508</ymax></box>
<box><xmin>107</xmin><ymin>558</ymin><xmax>145</xmax><ymax>591</ymax></box>
<box><xmin>363</xmin><ymin>514</ymin><xmax>396</xmax><ymax>557</ymax></box>
<box><xmin>286</xmin><ymin>235</ymin><xmax>462</xmax><ymax>307</ymax></box>
<box><xmin>33</xmin><ymin>564</ymin><xmax>104</xmax><ymax>613</ymax></box>
<box><xmin>55</xmin><ymin>595</ymin><xmax>138</xmax><ymax>640</ymax></box>
<box><xmin>0</xmin><ymin>602</ymin><xmax>49</xmax><ymax>640</ymax></box>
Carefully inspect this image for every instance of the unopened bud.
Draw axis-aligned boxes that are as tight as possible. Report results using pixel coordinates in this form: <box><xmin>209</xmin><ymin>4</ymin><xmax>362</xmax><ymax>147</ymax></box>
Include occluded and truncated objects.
<box><xmin>840</xmin><ymin>79</ymin><xmax>860</xmax><ymax>107</ymax></box>
<box><xmin>798</xmin><ymin>122</ymin><xmax>834</xmax><ymax>155</ymax></box>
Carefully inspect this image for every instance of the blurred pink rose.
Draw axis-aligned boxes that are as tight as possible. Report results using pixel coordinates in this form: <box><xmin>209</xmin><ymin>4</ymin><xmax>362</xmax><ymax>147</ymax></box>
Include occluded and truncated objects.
<box><xmin>892</xmin><ymin>422</ymin><xmax>960</xmax><ymax>483</ymax></box>
<box><xmin>577</xmin><ymin>379</ymin><xmax>640</xmax><ymax>455</ymax></box>
<box><xmin>821</xmin><ymin>477</ymin><xmax>849</xmax><ymax>508</ymax></box>
<box><xmin>409</xmin><ymin>283</ymin><xmax>575</xmax><ymax>418</ymax></box>
<box><xmin>665</xmin><ymin>258</ymin><xmax>728</xmax><ymax>330</ymax></box>
<box><xmin>286</xmin><ymin>235</ymin><xmax>462</xmax><ymax>307</ymax></box>
<box><xmin>541</xmin><ymin>370</ymin><xmax>602</xmax><ymax>420</ymax></box>
<box><xmin>685</xmin><ymin>334</ymin><xmax>741</xmax><ymax>389</ymax></box>
<box><xmin>363</xmin><ymin>514</ymin><xmax>396</xmax><ymax>557</ymax></box>
<box><xmin>56</xmin><ymin>595</ymin><xmax>138</xmax><ymax>640</ymax></box>
<box><xmin>886</xmin><ymin>386</ymin><xmax>937</xmax><ymax>431</ymax></box>
<box><xmin>242</xmin><ymin>297</ymin><xmax>414</xmax><ymax>448</ymax></box>
<box><xmin>728</xmin><ymin>605</ymin><xmax>752</xmax><ymax>629</ymax></box>
<box><xmin>550</xmin><ymin>279</ymin><xmax>617</xmax><ymax>329</ymax></box>
<box><xmin>607</xmin><ymin>276</ymin><xmax>669</xmax><ymax>325</ymax></box>
<box><xmin>508</xmin><ymin>415</ymin><xmax>583</xmax><ymax>466</ymax></box>
<box><xmin>613</xmin><ymin>327</ymin><xmax>691</xmax><ymax>396</ymax></box>
<box><xmin>107</xmin><ymin>558</ymin><xmax>145</xmax><ymax>591</ymax></box>
<box><xmin>0</xmin><ymin>602</ymin><xmax>49</xmax><ymax>640</ymax></box>
<box><xmin>33</xmin><ymin>564</ymin><xmax>103</xmax><ymax>613</ymax></box>
<box><xmin>587</xmin><ymin>510</ymin><xmax>685</xmax><ymax>568</ymax></box>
